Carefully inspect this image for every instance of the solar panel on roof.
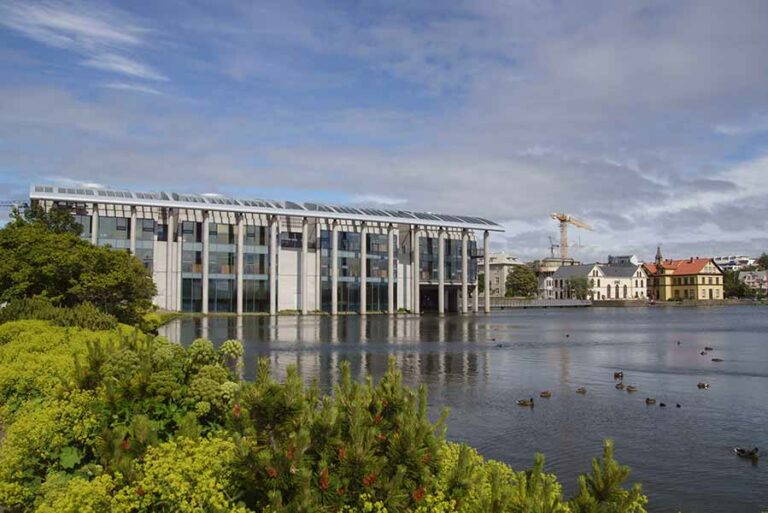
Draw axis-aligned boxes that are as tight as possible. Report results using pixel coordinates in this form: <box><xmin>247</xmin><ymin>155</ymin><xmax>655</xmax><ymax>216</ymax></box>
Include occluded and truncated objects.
<box><xmin>284</xmin><ymin>201</ymin><xmax>304</xmax><ymax>210</ymax></box>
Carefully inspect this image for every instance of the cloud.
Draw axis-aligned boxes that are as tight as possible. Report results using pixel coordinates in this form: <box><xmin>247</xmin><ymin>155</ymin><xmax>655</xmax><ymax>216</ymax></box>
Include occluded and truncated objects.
<box><xmin>101</xmin><ymin>82</ymin><xmax>163</xmax><ymax>95</ymax></box>
<box><xmin>349</xmin><ymin>194</ymin><xmax>407</xmax><ymax>206</ymax></box>
<box><xmin>0</xmin><ymin>0</ymin><xmax>163</xmax><ymax>82</ymax></box>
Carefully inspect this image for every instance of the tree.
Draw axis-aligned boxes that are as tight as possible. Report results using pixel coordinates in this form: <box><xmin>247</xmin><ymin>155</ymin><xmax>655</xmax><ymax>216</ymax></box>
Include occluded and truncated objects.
<box><xmin>723</xmin><ymin>269</ymin><xmax>751</xmax><ymax>298</ymax></box>
<box><xmin>506</xmin><ymin>265</ymin><xmax>538</xmax><ymax>297</ymax></box>
<box><xmin>757</xmin><ymin>252</ymin><xmax>768</xmax><ymax>271</ymax></box>
<box><xmin>568</xmin><ymin>277</ymin><xmax>590</xmax><ymax>300</ymax></box>
<box><xmin>10</xmin><ymin>203</ymin><xmax>85</xmax><ymax>235</ymax></box>
<box><xmin>0</xmin><ymin>220</ymin><xmax>156</xmax><ymax>325</ymax></box>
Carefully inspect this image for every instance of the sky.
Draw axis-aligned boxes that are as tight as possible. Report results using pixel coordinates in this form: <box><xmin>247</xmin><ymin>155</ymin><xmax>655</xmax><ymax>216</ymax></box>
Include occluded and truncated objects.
<box><xmin>1</xmin><ymin>0</ymin><xmax>768</xmax><ymax>262</ymax></box>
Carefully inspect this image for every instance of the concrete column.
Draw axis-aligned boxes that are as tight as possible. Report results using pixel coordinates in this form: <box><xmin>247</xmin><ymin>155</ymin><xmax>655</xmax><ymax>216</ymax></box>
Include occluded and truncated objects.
<box><xmin>483</xmin><ymin>230</ymin><xmax>490</xmax><ymax>313</ymax></box>
<box><xmin>461</xmin><ymin>230</ymin><xmax>468</xmax><ymax>314</ymax></box>
<box><xmin>176</xmin><ymin>211</ymin><xmax>182</xmax><ymax>312</ymax></box>
<box><xmin>412</xmin><ymin>227</ymin><xmax>420</xmax><ymax>315</ymax></box>
<box><xmin>91</xmin><ymin>204</ymin><xmax>99</xmax><ymax>245</ymax></box>
<box><xmin>201</xmin><ymin>211</ymin><xmax>210</xmax><ymax>314</ymax></box>
<box><xmin>331</xmin><ymin>221</ymin><xmax>339</xmax><ymax>315</ymax></box>
<box><xmin>269</xmin><ymin>216</ymin><xmax>278</xmax><ymax>315</ymax></box>
<box><xmin>387</xmin><ymin>224</ymin><xmax>395</xmax><ymax>314</ymax></box>
<box><xmin>301</xmin><ymin>217</ymin><xmax>308</xmax><ymax>315</ymax></box>
<box><xmin>236</xmin><ymin>215</ymin><xmax>244</xmax><ymax>315</ymax></box>
<box><xmin>360</xmin><ymin>223</ymin><xmax>367</xmax><ymax>315</ymax></box>
<box><xmin>166</xmin><ymin>208</ymin><xmax>175</xmax><ymax>311</ymax></box>
<box><xmin>473</xmin><ymin>283</ymin><xmax>479</xmax><ymax>313</ymax></box>
<box><xmin>129</xmin><ymin>206</ymin><xmax>137</xmax><ymax>255</ymax></box>
<box><xmin>438</xmin><ymin>228</ymin><xmax>446</xmax><ymax>315</ymax></box>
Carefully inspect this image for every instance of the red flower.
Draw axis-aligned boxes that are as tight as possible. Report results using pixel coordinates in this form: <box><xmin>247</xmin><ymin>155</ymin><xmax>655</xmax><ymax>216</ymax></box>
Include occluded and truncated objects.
<box><xmin>376</xmin><ymin>433</ymin><xmax>387</xmax><ymax>442</ymax></box>
<box><xmin>374</xmin><ymin>413</ymin><xmax>383</xmax><ymax>425</ymax></box>
<box><xmin>267</xmin><ymin>467</ymin><xmax>278</xmax><ymax>479</ymax></box>
<box><xmin>337</xmin><ymin>447</ymin><xmax>347</xmax><ymax>461</ymax></box>
<box><xmin>336</xmin><ymin>486</ymin><xmax>346</xmax><ymax>496</ymax></box>
<box><xmin>412</xmin><ymin>486</ymin><xmax>426</xmax><ymax>503</ymax></box>
<box><xmin>421</xmin><ymin>453</ymin><xmax>431</xmax><ymax>464</ymax></box>
<box><xmin>232</xmin><ymin>403</ymin><xmax>242</xmax><ymax>418</ymax></box>
<box><xmin>319</xmin><ymin>468</ymin><xmax>330</xmax><ymax>491</ymax></box>
<box><xmin>381</xmin><ymin>399</ymin><xmax>388</xmax><ymax>407</ymax></box>
<box><xmin>120</xmin><ymin>438</ymin><xmax>131</xmax><ymax>451</ymax></box>
<box><xmin>287</xmin><ymin>447</ymin><xmax>295</xmax><ymax>460</ymax></box>
<box><xmin>363</xmin><ymin>473</ymin><xmax>378</xmax><ymax>487</ymax></box>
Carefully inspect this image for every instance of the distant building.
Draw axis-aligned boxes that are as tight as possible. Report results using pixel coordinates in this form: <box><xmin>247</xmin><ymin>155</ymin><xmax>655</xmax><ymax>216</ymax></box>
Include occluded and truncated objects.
<box><xmin>607</xmin><ymin>255</ymin><xmax>640</xmax><ymax>266</ymax></box>
<box><xmin>713</xmin><ymin>255</ymin><xmax>756</xmax><ymax>272</ymax></box>
<box><xmin>644</xmin><ymin>247</ymin><xmax>724</xmax><ymax>301</ymax></box>
<box><xmin>535</xmin><ymin>257</ymin><xmax>580</xmax><ymax>299</ymax></box>
<box><xmin>552</xmin><ymin>263</ymin><xmax>648</xmax><ymax>300</ymax></box>
<box><xmin>484</xmin><ymin>253</ymin><xmax>525</xmax><ymax>297</ymax></box>
<box><xmin>739</xmin><ymin>270</ymin><xmax>768</xmax><ymax>293</ymax></box>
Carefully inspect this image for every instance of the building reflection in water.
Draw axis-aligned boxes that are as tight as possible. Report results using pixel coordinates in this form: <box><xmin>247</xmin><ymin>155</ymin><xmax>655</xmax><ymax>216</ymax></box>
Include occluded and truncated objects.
<box><xmin>162</xmin><ymin>315</ymin><xmax>490</xmax><ymax>392</ymax></box>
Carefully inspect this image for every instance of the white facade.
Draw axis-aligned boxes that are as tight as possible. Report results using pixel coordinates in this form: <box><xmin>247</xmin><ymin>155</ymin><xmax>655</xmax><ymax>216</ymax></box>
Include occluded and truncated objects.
<box><xmin>552</xmin><ymin>264</ymin><xmax>648</xmax><ymax>300</ymax></box>
<box><xmin>484</xmin><ymin>252</ymin><xmax>525</xmax><ymax>297</ymax></box>
<box><xmin>713</xmin><ymin>255</ymin><xmax>756</xmax><ymax>271</ymax></box>
<box><xmin>30</xmin><ymin>184</ymin><xmax>502</xmax><ymax>315</ymax></box>
<box><xmin>739</xmin><ymin>270</ymin><xmax>768</xmax><ymax>293</ymax></box>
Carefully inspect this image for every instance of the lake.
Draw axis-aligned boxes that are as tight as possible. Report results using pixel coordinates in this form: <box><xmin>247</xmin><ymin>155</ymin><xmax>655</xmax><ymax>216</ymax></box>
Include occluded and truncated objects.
<box><xmin>160</xmin><ymin>306</ymin><xmax>768</xmax><ymax>513</ymax></box>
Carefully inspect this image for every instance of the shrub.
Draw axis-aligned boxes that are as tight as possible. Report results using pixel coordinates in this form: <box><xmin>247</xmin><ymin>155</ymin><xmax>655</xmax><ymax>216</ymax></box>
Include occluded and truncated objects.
<box><xmin>0</xmin><ymin>297</ymin><xmax>117</xmax><ymax>331</ymax></box>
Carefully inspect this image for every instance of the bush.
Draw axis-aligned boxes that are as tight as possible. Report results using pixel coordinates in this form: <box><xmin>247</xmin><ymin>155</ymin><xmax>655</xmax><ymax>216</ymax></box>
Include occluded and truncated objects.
<box><xmin>0</xmin><ymin>297</ymin><xmax>117</xmax><ymax>331</ymax></box>
<box><xmin>0</xmin><ymin>319</ymin><xmax>648</xmax><ymax>513</ymax></box>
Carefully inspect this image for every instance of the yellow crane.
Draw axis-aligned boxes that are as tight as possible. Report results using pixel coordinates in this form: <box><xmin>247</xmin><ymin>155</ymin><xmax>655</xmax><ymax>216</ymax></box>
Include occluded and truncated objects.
<box><xmin>550</xmin><ymin>213</ymin><xmax>593</xmax><ymax>259</ymax></box>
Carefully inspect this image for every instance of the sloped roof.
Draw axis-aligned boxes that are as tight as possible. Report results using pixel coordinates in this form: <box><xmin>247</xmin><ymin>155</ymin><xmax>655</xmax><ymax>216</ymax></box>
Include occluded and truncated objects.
<box><xmin>552</xmin><ymin>264</ymin><xmax>597</xmax><ymax>279</ymax></box>
<box><xmin>601</xmin><ymin>264</ymin><xmax>644</xmax><ymax>278</ymax></box>
<box><xmin>644</xmin><ymin>258</ymin><xmax>719</xmax><ymax>276</ymax></box>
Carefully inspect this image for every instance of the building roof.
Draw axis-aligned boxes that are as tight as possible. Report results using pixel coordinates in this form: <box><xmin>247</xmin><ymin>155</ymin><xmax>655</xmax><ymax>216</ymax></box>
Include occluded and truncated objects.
<box><xmin>644</xmin><ymin>258</ymin><xmax>719</xmax><ymax>276</ymax></box>
<box><xmin>739</xmin><ymin>270</ymin><xmax>768</xmax><ymax>279</ymax></box>
<box><xmin>29</xmin><ymin>184</ymin><xmax>504</xmax><ymax>232</ymax></box>
<box><xmin>601</xmin><ymin>264</ymin><xmax>644</xmax><ymax>278</ymax></box>
<box><xmin>552</xmin><ymin>264</ymin><xmax>597</xmax><ymax>279</ymax></box>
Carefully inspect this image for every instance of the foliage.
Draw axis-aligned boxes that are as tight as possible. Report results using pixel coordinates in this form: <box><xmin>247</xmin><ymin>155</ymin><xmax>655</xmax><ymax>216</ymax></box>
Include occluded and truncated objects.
<box><xmin>10</xmin><ymin>203</ymin><xmax>84</xmax><ymax>236</ymax></box>
<box><xmin>0</xmin><ymin>318</ymin><xmax>648</xmax><ymax>513</ymax></box>
<box><xmin>567</xmin><ymin>277</ymin><xmax>591</xmax><ymax>300</ymax></box>
<box><xmin>757</xmin><ymin>252</ymin><xmax>768</xmax><ymax>271</ymax></box>
<box><xmin>0</xmin><ymin>297</ymin><xmax>117</xmax><ymax>331</ymax></box>
<box><xmin>505</xmin><ymin>265</ymin><xmax>538</xmax><ymax>298</ymax></box>
<box><xmin>723</xmin><ymin>270</ymin><xmax>752</xmax><ymax>298</ymax></box>
<box><xmin>0</xmin><ymin>220</ymin><xmax>156</xmax><ymax>325</ymax></box>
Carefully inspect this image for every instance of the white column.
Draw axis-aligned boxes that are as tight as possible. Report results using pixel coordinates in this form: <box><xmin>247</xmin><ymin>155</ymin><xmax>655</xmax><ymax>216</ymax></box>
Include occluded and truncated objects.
<box><xmin>473</xmin><ymin>283</ymin><xmax>479</xmax><ymax>312</ymax></box>
<box><xmin>331</xmin><ymin>221</ymin><xmax>339</xmax><ymax>315</ymax></box>
<box><xmin>176</xmin><ymin>211</ymin><xmax>182</xmax><ymax>312</ymax></box>
<box><xmin>236</xmin><ymin>215</ymin><xmax>244</xmax><ymax>315</ymax></box>
<box><xmin>301</xmin><ymin>217</ymin><xmax>308</xmax><ymax>315</ymax></box>
<box><xmin>269</xmin><ymin>216</ymin><xmax>278</xmax><ymax>315</ymax></box>
<box><xmin>129</xmin><ymin>206</ymin><xmax>137</xmax><ymax>255</ymax></box>
<box><xmin>438</xmin><ymin>228</ymin><xmax>446</xmax><ymax>315</ymax></box>
<box><xmin>461</xmin><ymin>230</ymin><xmax>468</xmax><ymax>314</ymax></box>
<box><xmin>412</xmin><ymin>227</ymin><xmax>420</xmax><ymax>315</ymax></box>
<box><xmin>91</xmin><ymin>204</ymin><xmax>99</xmax><ymax>245</ymax></box>
<box><xmin>201</xmin><ymin>211</ymin><xmax>210</xmax><ymax>314</ymax></box>
<box><xmin>484</xmin><ymin>230</ymin><xmax>490</xmax><ymax>313</ymax></box>
<box><xmin>166</xmin><ymin>208</ymin><xmax>175</xmax><ymax>311</ymax></box>
<box><xmin>387</xmin><ymin>224</ymin><xmax>395</xmax><ymax>314</ymax></box>
<box><xmin>360</xmin><ymin>223</ymin><xmax>367</xmax><ymax>315</ymax></box>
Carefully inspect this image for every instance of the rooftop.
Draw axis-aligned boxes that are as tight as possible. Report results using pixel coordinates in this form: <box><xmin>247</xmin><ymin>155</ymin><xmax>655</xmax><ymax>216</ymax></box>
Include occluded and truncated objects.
<box><xmin>30</xmin><ymin>184</ymin><xmax>504</xmax><ymax>232</ymax></box>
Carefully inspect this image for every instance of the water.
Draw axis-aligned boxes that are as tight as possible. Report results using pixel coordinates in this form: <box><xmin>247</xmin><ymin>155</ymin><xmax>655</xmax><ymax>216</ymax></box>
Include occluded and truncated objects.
<box><xmin>160</xmin><ymin>306</ymin><xmax>768</xmax><ymax>512</ymax></box>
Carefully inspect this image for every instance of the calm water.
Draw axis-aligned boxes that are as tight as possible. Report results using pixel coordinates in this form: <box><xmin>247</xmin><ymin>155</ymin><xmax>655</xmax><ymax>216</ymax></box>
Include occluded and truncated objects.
<box><xmin>161</xmin><ymin>307</ymin><xmax>768</xmax><ymax>513</ymax></box>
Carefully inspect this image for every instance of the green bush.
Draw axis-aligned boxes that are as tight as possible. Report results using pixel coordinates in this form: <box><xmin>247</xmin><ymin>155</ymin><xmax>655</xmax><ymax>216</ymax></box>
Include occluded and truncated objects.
<box><xmin>0</xmin><ymin>319</ymin><xmax>647</xmax><ymax>513</ymax></box>
<box><xmin>0</xmin><ymin>297</ymin><xmax>117</xmax><ymax>331</ymax></box>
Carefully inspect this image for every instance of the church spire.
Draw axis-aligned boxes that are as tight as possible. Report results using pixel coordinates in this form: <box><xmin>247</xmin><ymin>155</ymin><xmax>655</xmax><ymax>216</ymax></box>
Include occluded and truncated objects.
<box><xmin>655</xmin><ymin>245</ymin><xmax>663</xmax><ymax>266</ymax></box>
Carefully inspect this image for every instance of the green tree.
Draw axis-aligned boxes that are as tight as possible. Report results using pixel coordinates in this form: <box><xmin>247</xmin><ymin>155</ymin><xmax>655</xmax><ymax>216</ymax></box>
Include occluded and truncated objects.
<box><xmin>10</xmin><ymin>203</ymin><xmax>85</xmax><ymax>235</ymax></box>
<box><xmin>757</xmin><ymin>252</ymin><xmax>768</xmax><ymax>271</ymax></box>
<box><xmin>723</xmin><ymin>269</ymin><xmax>751</xmax><ymax>298</ymax></box>
<box><xmin>568</xmin><ymin>277</ymin><xmax>590</xmax><ymax>300</ymax></box>
<box><xmin>506</xmin><ymin>265</ymin><xmax>538</xmax><ymax>297</ymax></box>
<box><xmin>0</xmin><ymin>221</ymin><xmax>156</xmax><ymax>325</ymax></box>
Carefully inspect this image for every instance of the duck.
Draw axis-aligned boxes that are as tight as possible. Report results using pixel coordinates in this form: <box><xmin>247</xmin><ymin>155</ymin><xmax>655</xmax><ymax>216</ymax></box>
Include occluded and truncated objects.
<box><xmin>615</xmin><ymin>382</ymin><xmax>625</xmax><ymax>390</ymax></box>
<box><xmin>697</xmin><ymin>382</ymin><xmax>710</xmax><ymax>389</ymax></box>
<box><xmin>565</xmin><ymin>333</ymin><xmax>570</xmax><ymax>338</ymax></box>
<box><xmin>676</xmin><ymin>340</ymin><xmax>681</xmax><ymax>345</ymax></box>
<box><xmin>613</xmin><ymin>371</ymin><xmax>624</xmax><ymax>380</ymax></box>
<box><xmin>734</xmin><ymin>447</ymin><xmax>759</xmax><ymax>459</ymax></box>
<box><xmin>676</xmin><ymin>404</ymin><xmax>681</xmax><ymax>408</ymax></box>
<box><xmin>517</xmin><ymin>398</ymin><xmax>534</xmax><ymax>407</ymax></box>
<box><xmin>659</xmin><ymin>402</ymin><xmax>667</xmax><ymax>407</ymax></box>
<box><xmin>539</xmin><ymin>391</ymin><xmax>552</xmax><ymax>398</ymax></box>
<box><xmin>645</xmin><ymin>398</ymin><xmax>656</xmax><ymax>405</ymax></box>
<box><xmin>700</xmin><ymin>351</ymin><xmax>707</xmax><ymax>356</ymax></box>
<box><xmin>626</xmin><ymin>386</ymin><xmax>638</xmax><ymax>393</ymax></box>
<box><xmin>712</xmin><ymin>358</ymin><xmax>724</xmax><ymax>362</ymax></box>
<box><xmin>704</xmin><ymin>346</ymin><xmax>713</xmax><ymax>351</ymax></box>
<box><xmin>576</xmin><ymin>387</ymin><xmax>587</xmax><ymax>394</ymax></box>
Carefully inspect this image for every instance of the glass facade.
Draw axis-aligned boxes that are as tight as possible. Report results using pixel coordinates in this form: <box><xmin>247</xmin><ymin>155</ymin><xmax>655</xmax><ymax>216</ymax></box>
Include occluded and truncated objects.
<box><xmin>243</xmin><ymin>225</ymin><xmax>269</xmax><ymax>312</ymax></box>
<box><xmin>420</xmin><ymin>237</ymin><xmax>477</xmax><ymax>284</ymax></box>
<box><xmin>74</xmin><ymin>214</ymin><xmax>91</xmax><ymax>240</ymax></box>
<box><xmin>320</xmin><ymin>230</ymin><xmax>361</xmax><ymax>312</ymax></box>
<box><xmin>97</xmin><ymin>216</ymin><xmax>130</xmax><ymax>249</ymax></box>
<box><xmin>181</xmin><ymin>221</ymin><xmax>203</xmax><ymax>312</ymax></box>
<box><xmin>135</xmin><ymin>218</ymin><xmax>155</xmax><ymax>272</ymax></box>
<box><xmin>419</xmin><ymin>237</ymin><xmax>439</xmax><ymax>281</ymax></box>
<box><xmin>365</xmin><ymin>233</ymin><xmax>395</xmax><ymax>312</ymax></box>
<box><xmin>208</xmin><ymin>223</ymin><xmax>236</xmax><ymax>313</ymax></box>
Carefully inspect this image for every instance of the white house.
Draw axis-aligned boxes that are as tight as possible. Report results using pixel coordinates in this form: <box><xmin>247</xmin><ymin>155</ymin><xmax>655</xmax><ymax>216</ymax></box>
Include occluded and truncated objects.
<box><xmin>552</xmin><ymin>263</ymin><xmax>649</xmax><ymax>300</ymax></box>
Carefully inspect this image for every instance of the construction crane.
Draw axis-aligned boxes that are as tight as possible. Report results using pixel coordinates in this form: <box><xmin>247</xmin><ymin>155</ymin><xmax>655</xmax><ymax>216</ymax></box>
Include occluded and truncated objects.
<box><xmin>550</xmin><ymin>212</ymin><xmax>593</xmax><ymax>260</ymax></box>
<box><xmin>548</xmin><ymin>235</ymin><xmax>560</xmax><ymax>258</ymax></box>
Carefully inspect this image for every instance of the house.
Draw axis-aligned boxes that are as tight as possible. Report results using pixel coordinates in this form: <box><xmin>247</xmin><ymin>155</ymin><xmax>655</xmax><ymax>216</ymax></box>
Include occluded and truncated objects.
<box><xmin>535</xmin><ymin>257</ymin><xmax>580</xmax><ymax>299</ymax></box>
<box><xmin>713</xmin><ymin>255</ymin><xmax>756</xmax><ymax>272</ymax></box>
<box><xmin>551</xmin><ymin>263</ymin><xmax>648</xmax><ymax>300</ymax></box>
<box><xmin>484</xmin><ymin>252</ymin><xmax>525</xmax><ymax>297</ymax></box>
<box><xmin>643</xmin><ymin>248</ymin><xmax>724</xmax><ymax>301</ymax></box>
<box><xmin>739</xmin><ymin>270</ymin><xmax>768</xmax><ymax>293</ymax></box>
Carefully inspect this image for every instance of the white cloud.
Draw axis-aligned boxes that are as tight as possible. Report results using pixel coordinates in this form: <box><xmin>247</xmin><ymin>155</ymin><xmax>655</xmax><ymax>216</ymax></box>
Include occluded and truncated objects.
<box><xmin>101</xmin><ymin>82</ymin><xmax>163</xmax><ymax>95</ymax></box>
<box><xmin>84</xmin><ymin>54</ymin><xmax>167</xmax><ymax>81</ymax></box>
<box><xmin>349</xmin><ymin>194</ymin><xmax>407</xmax><ymax>206</ymax></box>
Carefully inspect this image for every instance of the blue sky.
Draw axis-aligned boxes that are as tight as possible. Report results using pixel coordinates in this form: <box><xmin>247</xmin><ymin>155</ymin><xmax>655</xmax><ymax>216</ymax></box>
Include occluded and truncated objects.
<box><xmin>2</xmin><ymin>0</ymin><xmax>768</xmax><ymax>261</ymax></box>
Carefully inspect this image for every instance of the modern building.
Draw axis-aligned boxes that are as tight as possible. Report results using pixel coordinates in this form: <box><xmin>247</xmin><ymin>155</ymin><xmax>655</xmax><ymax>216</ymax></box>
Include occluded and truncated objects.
<box><xmin>551</xmin><ymin>263</ymin><xmax>648</xmax><ymax>300</ymax></box>
<box><xmin>739</xmin><ymin>270</ymin><xmax>768</xmax><ymax>294</ymax></box>
<box><xmin>643</xmin><ymin>248</ymin><xmax>724</xmax><ymax>301</ymax></box>
<box><xmin>535</xmin><ymin>257</ymin><xmax>580</xmax><ymax>299</ymax></box>
<box><xmin>713</xmin><ymin>255</ymin><xmax>756</xmax><ymax>272</ymax></box>
<box><xmin>29</xmin><ymin>184</ymin><xmax>504</xmax><ymax>315</ymax></box>
<box><xmin>483</xmin><ymin>252</ymin><xmax>525</xmax><ymax>297</ymax></box>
